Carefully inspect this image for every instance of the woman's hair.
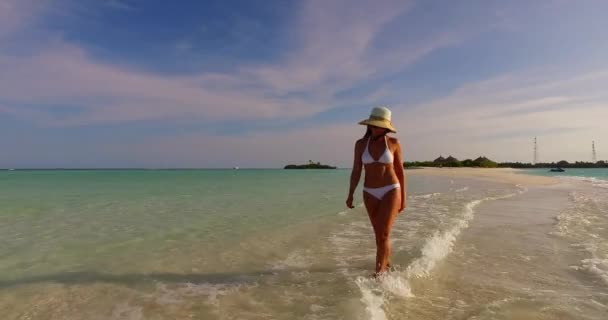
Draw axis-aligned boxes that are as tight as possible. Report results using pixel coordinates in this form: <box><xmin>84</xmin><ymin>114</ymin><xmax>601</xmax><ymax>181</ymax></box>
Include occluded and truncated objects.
<box><xmin>363</xmin><ymin>126</ymin><xmax>389</xmax><ymax>139</ymax></box>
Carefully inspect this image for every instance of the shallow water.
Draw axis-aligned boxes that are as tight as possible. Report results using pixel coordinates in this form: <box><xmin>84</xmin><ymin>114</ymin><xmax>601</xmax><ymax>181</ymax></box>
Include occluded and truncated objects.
<box><xmin>521</xmin><ymin>168</ymin><xmax>608</xmax><ymax>180</ymax></box>
<box><xmin>1</xmin><ymin>169</ymin><xmax>607</xmax><ymax>319</ymax></box>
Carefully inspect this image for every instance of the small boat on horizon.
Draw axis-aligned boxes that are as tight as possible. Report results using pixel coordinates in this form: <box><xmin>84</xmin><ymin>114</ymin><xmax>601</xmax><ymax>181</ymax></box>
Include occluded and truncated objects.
<box><xmin>549</xmin><ymin>168</ymin><xmax>565</xmax><ymax>172</ymax></box>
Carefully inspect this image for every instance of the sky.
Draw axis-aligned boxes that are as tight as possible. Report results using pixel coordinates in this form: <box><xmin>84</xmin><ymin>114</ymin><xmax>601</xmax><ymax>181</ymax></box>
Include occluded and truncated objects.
<box><xmin>1</xmin><ymin>0</ymin><xmax>607</xmax><ymax>168</ymax></box>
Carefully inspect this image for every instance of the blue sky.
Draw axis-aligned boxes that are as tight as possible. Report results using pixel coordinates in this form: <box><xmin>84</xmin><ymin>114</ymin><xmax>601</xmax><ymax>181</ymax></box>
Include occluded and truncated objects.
<box><xmin>1</xmin><ymin>0</ymin><xmax>607</xmax><ymax>168</ymax></box>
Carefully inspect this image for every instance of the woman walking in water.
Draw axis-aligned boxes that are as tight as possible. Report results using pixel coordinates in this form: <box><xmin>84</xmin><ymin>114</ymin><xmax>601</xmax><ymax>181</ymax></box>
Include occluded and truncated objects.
<box><xmin>346</xmin><ymin>106</ymin><xmax>406</xmax><ymax>276</ymax></box>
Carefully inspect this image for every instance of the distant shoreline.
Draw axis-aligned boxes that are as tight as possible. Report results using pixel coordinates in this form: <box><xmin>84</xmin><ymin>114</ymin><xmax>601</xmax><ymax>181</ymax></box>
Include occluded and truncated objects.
<box><xmin>1</xmin><ymin>168</ymin><xmax>362</xmax><ymax>170</ymax></box>
<box><xmin>407</xmin><ymin>157</ymin><xmax>607</xmax><ymax>169</ymax></box>
<box><xmin>2</xmin><ymin>167</ymin><xmax>605</xmax><ymax>171</ymax></box>
<box><xmin>408</xmin><ymin>167</ymin><xmax>559</xmax><ymax>186</ymax></box>
<box><xmin>284</xmin><ymin>164</ymin><xmax>337</xmax><ymax>169</ymax></box>
<box><xmin>0</xmin><ymin>168</ymin><xmax>274</xmax><ymax>171</ymax></box>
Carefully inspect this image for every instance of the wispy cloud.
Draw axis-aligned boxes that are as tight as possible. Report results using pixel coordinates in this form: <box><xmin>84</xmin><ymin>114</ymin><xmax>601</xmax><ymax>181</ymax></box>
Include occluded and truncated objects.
<box><xmin>479</xmin><ymin>126</ymin><xmax>586</xmax><ymax>141</ymax></box>
<box><xmin>242</xmin><ymin>0</ymin><xmax>469</xmax><ymax>97</ymax></box>
<box><xmin>0</xmin><ymin>0</ymin><xmax>46</xmax><ymax>40</ymax></box>
<box><xmin>2</xmin><ymin>0</ymin><xmax>607</xmax><ymax>167</ymax></box>
<box><xmin>393</xmin><ymin>67</ymin><xmax>608</xmax><ymax>162</ymax></box>
<box><xmin>106</xmin><ymin>0</ymin><xmax>136</xmax><ymax>11</ymax></box>
<box><xmin>94</xmin><ymin>67</ymin><xmax>608</xmax><ymax>167</ymax></box>
<box><xmin>479</xmin><ymin>96</ymin><xmax>584</xmax><ymax>119</ymax></box>
<box><xmin>174</xmin><ymin>40</ymin><xmax>194</xmax><ymax>53</ymax></box>
<box><xmin>0</xmin><ymin>0</ymin><xmax>462</xmax><ymax>128</ymax></box>
<box><xmin>99</xmin><ymin>122</ymin><xmax>362</xmax><ymax>168</ymax></box>
<box><xmin>0</xmin><ymin>44</ymin><xmax>320</xmax><ymax>126</ymax></box>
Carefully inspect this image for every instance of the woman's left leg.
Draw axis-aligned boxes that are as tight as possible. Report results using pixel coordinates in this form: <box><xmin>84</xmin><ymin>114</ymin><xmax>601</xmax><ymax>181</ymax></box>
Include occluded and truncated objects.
<box><xmin>372</xmin><ymin>188</ymin><xmax>401</xmax><ymax>274</ymax></box>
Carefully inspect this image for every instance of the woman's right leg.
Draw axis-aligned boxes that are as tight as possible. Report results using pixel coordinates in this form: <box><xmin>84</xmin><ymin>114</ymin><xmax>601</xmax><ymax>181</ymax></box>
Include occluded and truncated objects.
<box><xmin>366</xmin><ymin>188</ymin><xmax>400</xmax><ymax>274</ymax></box>
<box><xmin>363</xmin><ymin>191</ymin><xmax>382</xmax><ymax>272</ymax></box>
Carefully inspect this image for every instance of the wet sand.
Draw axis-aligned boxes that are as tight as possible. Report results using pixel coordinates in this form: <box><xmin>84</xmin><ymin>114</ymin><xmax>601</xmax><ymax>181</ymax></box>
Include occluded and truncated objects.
<box><xmin>408</xmin><ymin>167</ymin><xmax>558</xmax><ymax>186</ymax></box>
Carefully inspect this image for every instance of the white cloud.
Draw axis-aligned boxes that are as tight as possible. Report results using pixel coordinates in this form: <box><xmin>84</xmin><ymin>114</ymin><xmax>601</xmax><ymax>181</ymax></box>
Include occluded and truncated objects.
<box><xmin>2</xmin><ymin>0</ymin><xmax>607</xmax><ymax>167</ymax></box>
<box><xmin>99</xmin><ymin>123</ymin><xmax>360</xmax><ymax>168</ymax></box>
<box><xmin>0</xmin><ymin>0</ymin><xmax>46</xmax><ymax>40</ymax></box>
<box><xmin>106</xmin><ymin>0</ymin><xmax>135</xmax><ymax>11</ymax></box>
<box><xmin>98</xmin><ymin>66</ymin><xmax>608</xmax><ymax>168</ymax></box>
<box><xmin>243</xmin><ymin>0</ymin><xmax>466</xmax><ymax>97</ymax></box>
<box><xmin>0</xmin><ymin>0</ymin><xmax>461</xmax><ymax>127</ymax></box>
<box><xmin>393</xmin><ymin>68</ymin><xmax>608</xmax><ymax>162</ymax></box>
<box><xmin>0</xmin><ymin>44</ymin><xmax>320</xmax><ymax>125</ymax></box>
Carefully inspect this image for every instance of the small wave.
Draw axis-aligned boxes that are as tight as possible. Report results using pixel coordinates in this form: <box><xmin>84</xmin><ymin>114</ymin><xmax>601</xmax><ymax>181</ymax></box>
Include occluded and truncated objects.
<box><xmin>515</xmin><ymin>184</ymin><xmax>528</xmax><ymax>193</ymax></box>
<box><xmin>405</xmin><ymin>188</ymin><xmax>525</xmax><ymax>280</ymax></box>
<box><xmin>406</xmin><ymin>198</ymin><xmax>482</xmax><ymax>278</ymax></box>
<box><xmin>560</xmin><ymin>176</ymin><xmax>608</xmax><ymax>189</ymax></box>
<box><xmin>355</xmin><ymin>274</ymin><xmax>413</xmax><ymax>320</ymax></box>
<box><xmin>573</xmin><ymin>258</ymin><xmax>608</xmax><ymax>285</ymax></box>
<box><xmin>351</xmin><ymin>187</ymin><xmax>527</xmax><ymax>318</ymax></box>
<box><xmin>377</xmin><ymin>273</ymin><xmax>413</xmax><ymax>298</ymax></box>
<box><xmin>271</xmin><ymin>251</ymin><xmax>313</xmax><ymax>270</ymax></box>
<box><xmin>554</xmin><ymin>190</ymin><xmax>608</xmax><ymax>287</ymax></box>
<box><xmin>310</xmin><ymin>304</ymin><xmax>324</xmax><ymax>313</ymax></box>
<box><xmin>554</xmin><ymin>191</ymin><xmax>605</xmax><ymax>237</ymax></box>
<box><xmin>406</xmin><ymin>188</ymin><xmax>526</xmax><ymax>279</ymax></box>
<box><xmin>349</xmin><ymin>186</ymin><xmax>527</xmax><ymax>318</ymax></box>
<box><xmin>560</xmin><ymin>176</ymin><xmax>597</xmax><ymax>183</ymax></box>
<box><xmin>412</xmin><ymin>192</ymin><xmax>441</xmax><ymax>199</ymax></box>
<box><xmin>355</xmin><ymin>277</ymin><xmax>388</xmax><ymax>320</ymax></box>
<box><xmin>454</xmin><ymin>187</ymin><xmax>469</xmax><ymax>193</ymax></box>
<box><xmin>153</xmin><ymin>282</ymin><xmax>247</xmax><ymax>307</ymax></box>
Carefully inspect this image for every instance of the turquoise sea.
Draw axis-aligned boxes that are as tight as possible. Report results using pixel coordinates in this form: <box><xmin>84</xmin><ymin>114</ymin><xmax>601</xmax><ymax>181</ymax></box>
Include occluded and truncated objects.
<box><xmin>1</xmin><ymin>169</ymin><xmax>607</xmax><ymax>319</ymax></box>
<box><xmin>521</xmin><ymin>168</ymin><xmax>608</xmax><ymax>181</ymax></box>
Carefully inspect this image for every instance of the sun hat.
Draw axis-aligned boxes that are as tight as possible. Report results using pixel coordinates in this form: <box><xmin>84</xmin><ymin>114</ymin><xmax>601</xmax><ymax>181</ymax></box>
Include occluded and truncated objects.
<box><xmin>358</xmin><ymin>106</ymin><xmax>396</xmax><ymax>133</ymax></box>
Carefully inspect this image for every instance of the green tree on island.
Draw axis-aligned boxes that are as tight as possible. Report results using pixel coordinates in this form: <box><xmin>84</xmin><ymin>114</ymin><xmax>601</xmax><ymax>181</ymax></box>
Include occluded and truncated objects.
<box><xmin>285</xmin><ymin>160</ymin><xmax>336</xmax><ymax>169</ymax></box>
<box><xmin>404</xmin><ymin>156</ymin><xmax>496</xmax><ymax>168</ymax></box>
<box><xmin>405</xmin><ymin>156</ymin><xmax>607</xmax><ymax>169</ymax></box>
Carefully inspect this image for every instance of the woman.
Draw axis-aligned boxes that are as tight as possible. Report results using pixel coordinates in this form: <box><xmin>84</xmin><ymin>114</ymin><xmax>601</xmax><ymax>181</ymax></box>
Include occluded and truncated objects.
<box><xmin>346</xmin><ymin>106</ymin><xmax>406</xmax><ymax>276</ymax></box>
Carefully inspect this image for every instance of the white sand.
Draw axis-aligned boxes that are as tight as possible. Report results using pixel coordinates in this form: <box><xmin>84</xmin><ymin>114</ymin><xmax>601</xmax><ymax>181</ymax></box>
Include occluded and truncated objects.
<box><xmin>406</xmin><ymin>167</ymin><xmax>559</xmax><ymax>186</ymax></box>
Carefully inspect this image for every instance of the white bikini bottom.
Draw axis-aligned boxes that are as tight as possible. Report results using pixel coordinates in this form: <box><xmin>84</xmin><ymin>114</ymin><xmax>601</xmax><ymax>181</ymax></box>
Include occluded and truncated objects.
<box><xmin>363</xmin><ymin>183</ymin><xmax>400</xmax><ymax>200</ymax></box>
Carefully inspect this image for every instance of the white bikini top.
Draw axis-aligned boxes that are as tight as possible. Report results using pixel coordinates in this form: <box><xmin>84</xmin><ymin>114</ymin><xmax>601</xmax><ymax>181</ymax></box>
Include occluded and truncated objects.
<box><xmin>362</xmin><ymin>136</ymin><xmax>393</xmax><ymax>164</ymax></box>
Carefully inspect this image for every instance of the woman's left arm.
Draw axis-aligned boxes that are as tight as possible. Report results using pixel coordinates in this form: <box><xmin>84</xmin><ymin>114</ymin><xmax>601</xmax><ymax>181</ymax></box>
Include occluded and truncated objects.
<box><xmin>393</xmin><ymin>139</ymin><xmax>406</xmax><ymax>212</ymax></box>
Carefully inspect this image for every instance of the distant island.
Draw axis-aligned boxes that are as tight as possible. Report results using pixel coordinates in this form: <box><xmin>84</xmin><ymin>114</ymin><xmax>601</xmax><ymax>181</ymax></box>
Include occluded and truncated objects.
<box><xmin>405</xmin><ymin>156</ymin><xmax>499</xmax><ymax>168</ymax></box>
<box><xmin>499</xmin><ymin>160</ymin><xmax>607</xmax><ymax>169</ymax></box>
<box><xmin>284</xmin><ymin>160</ymin><xmax>337</xmax><ymax>169</ymax></box>
<box><xmin>405</xmin><ymin>155</ymin><xmax>608</xmax><ymax>169</ymax></box>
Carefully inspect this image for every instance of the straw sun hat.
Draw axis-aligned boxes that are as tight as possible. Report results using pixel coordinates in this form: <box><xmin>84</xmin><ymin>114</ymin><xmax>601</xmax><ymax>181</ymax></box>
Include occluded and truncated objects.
<box><xmin>358</xmin><ymin>106</ymin><xmax>397</xmax><ymax>133</ymax></box>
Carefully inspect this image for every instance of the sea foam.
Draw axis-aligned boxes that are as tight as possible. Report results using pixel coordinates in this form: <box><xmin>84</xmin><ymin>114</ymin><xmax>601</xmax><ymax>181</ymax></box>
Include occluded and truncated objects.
<box><xmin>353</xmin><ymin>186</ymin><xmax>527</xmax><ymax>319</ymax></box>
<box><xmin>406</xmin><ymin>198</ymin><xmax>481</xmax><ymax>278</ymax></box>
<box><xmin>412</xmin><ymin>192</ymin><xmax>441</xmax><ymax>199</ymax></box>
<box><xmin>406</xmin><ymin>187</ymin><xmax>525</xmax><ymax>279</ymax></box>
<box><xmin>355</xmin><ymin>274</ymin><xmax>414</xmax><ymax>320</ymax></box>
<box><xmin>554</xmin><ymin>188</ymin><xmax>608</xmax><ymax>287</ymax></box>
<box><xmin>579</xmin><ymin>258</ymin><xmax>608</xmax><ymax>285</ymax></box>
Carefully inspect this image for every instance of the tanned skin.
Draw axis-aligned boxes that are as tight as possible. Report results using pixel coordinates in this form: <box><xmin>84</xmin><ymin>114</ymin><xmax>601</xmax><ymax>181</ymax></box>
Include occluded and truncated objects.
<box><xmin>346</xmin><ymin>126</ymin><xmax>406</xmax><ymax>275</ymax></box>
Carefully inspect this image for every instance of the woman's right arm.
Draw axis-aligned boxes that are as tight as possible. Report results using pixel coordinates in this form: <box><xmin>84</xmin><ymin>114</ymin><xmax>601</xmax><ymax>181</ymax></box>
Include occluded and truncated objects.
<box><xmin>346</xmin><ymin>140</ymin><xmax>363</xmax><ymax>208</ymax></box>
